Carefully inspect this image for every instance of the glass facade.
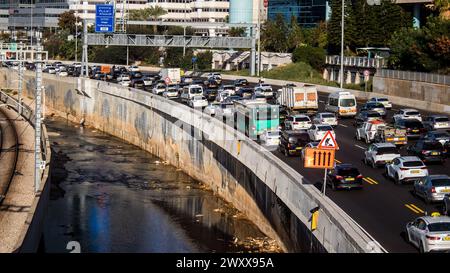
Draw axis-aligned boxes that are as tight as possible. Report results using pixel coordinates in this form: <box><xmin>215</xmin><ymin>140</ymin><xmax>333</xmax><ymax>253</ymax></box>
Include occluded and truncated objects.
<box><xmin>267</xmin><ymin>0</ymin><xmax>326</xmax><ymax>27</ymax></box>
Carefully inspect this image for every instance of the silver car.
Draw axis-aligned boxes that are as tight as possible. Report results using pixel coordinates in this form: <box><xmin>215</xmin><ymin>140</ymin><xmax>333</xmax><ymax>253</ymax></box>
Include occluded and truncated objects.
<box><xmin>406</xmin><ymin>215</ymin><xmax>450</xmax><ymax>252</ymax></box>
<box><xmin>413</xmin><ymin>175</ymin><xmax>450</xmax><ymax>203</ymax></box>
<box><xmin>423</xmin><ymin>115</ymin><xmax>450</xmax><ymax>131</ymax></box>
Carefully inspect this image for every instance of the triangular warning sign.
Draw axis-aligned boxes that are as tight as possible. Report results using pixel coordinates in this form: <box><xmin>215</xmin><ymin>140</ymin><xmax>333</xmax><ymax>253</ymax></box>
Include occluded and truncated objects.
<box><xmin>318</xmin><ymin>131</ymin><xmax>339</xmax><ymax>150</ymax></box>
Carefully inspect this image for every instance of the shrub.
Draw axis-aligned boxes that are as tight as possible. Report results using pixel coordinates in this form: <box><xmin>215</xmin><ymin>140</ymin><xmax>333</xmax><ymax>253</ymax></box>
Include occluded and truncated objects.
<box><xmin>292</xmin><ymin>46</ymin><xmax>326</xmax><ymax>71</ymax></box>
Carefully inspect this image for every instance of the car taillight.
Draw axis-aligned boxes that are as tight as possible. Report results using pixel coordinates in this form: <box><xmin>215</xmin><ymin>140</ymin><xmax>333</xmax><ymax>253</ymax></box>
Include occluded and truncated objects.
<box><xmin>293</xmin><ymin>122</ymin><xmax>298</xmax><ymax>125</ymax></box>
<box><xmin>400</xmin><ymin>168</ymin><xmax>408</xmax><ymax>171</ymax></box>
<box><xmin>336</xmin><ymin>176</ymin><xmax>343</xmax><ymax>180</ymax></box>
<box><xmin>426</xmin><ymin>235</ymin><xmax>440</xmax><ymax>240</ymax></box>
<box><xmin>356</xmin><ymin>175</ymin><xmax>363</xmax><ymax>179</ymax></box>
<box><xmin>431</xmin><ymin>187</ymin><xmax>436</xmax><ymax>193</ymax></box>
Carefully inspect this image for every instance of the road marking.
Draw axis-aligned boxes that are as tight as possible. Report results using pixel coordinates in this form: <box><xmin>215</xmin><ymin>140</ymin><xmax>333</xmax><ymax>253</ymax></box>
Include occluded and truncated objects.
<box><xmin>335</xmin><ymin>159</ymin><xmax>341</xmax><ymax>163</ymax></box>
<box><xmin>338</xmin><ymin>124</ymin><xmax>348</xmax><ymax>128</ymax></box>
<box><xmin>355</xmin><ymin>144</ymin><xmax>366</xmax><ymax>150</ymax></box>
<box><xmin>319</xmin><ymin>100</ymin><xmax>325</xmax><ymax>103</ymax></box>
<box><xmin>405</xmin><ymin>204</ymin><xmax>422</xmax><ymax>214</ymax></box>
<box><xmin>363</xmin><ymin>177</ymin><xmax>375</xmax><ymax>185</ymax></box>
<box><xmin>409</xmin><ymin>204</ymin><xmax>425</xmax><ymax>214</ymax></box>
<box><xmin>365</xmin><ymin>177</ymin><xmax>379</xmax><ymax>185</ymax></box>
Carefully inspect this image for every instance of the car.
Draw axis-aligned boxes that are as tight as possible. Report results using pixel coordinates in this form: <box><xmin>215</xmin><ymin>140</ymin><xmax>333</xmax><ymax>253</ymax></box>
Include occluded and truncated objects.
<box><xmin>117</xmin><ymin>73</ymin><xmax>131</xmax><ymax>82</ymax></box>
<box><xmin>285</xmin><ymin>114</ymin><xmax>312</xmax><ymax>130</ymax></box>
<box><xmin>215</xmin><ymin>102</ymin><xmax>235</xmax><ymax>121</ymax></box>
<box><xmin>118</xmin><ymin>79</ymin><xmax>131</xmax><ymax>87</ymax></box>
<box><xmin>163</xmin><ymin>85</ymin><xmax>179</xmax><ymax>99</ymax></box>
<box><xmin>152</xmin><ymin>83</ymin><xmax>166</xmax><ymax>95</ymax></box>
<box><xmin>204</xmin><ymin>89</ymin><xmax>218</xmax><ymax>101</ymax></box>
<box><xmin>413</xmin><ymin>175</ymin><xmax>450</xmax><ymax>203</ymax></box>
<box><xmin>368</xmin><ymin>97</ymin><xmax>392</xmax><ymax>109</ymax></box>
<box><xmin>131</xmin><ymin>78</ymin><xmax>145</xmax><ymax>89</ymax></box>
<box><xmin>423</xmin><ymin>115</ymin><xmax>450</xmax><ymax>131</ymax></box>
<box><xmin>223</xmin><ymin>95</ymin><xmax>243</xmax><ymax>104</ymax></box>
<box><xmin>127</xmin><ymin>65</ymin><xmax>139</xmax><ymax>72</ymax></box>
<box><xmin>393</xmin><ymin>108</ymin><xmax>422</xmax><ymax>123</ymax></box>
<box><xmin>233</xmin><ymin>78</ymin><xmax>248</xmax><ymax>88</ymax></box>
<box><xmin>251</xmin><ymin>92</ymin><xmax>267</xmax><ymax>102</ymax></box>
<box><xmin>218</xmin><ymin>85</ymin><xmax>236</xmax><ymax>95</ymax></box>
<box><xmin>204</xmin><ymin>103</ymin><xmax>220</xmax><ymax>116</ymax></box>
<box><xmin>260</xmin><ymin>130</ymin><xmax>281</xmax><ymax>147</ymax></box>
<box><xmin>394</xmin><ymin>119</ymin><xmax>426</xmax><ymax>139</ymax></box>
<box><xmin>406</xmin><ymin>215</ymin><xmax>450</xmax><ymax>252</ymax></box>
<box><xmin>312</xmin><ymin>112</ymin><xmax>338</xmax><ymax>127</ymax></box>
<box><xmin>204</xmin><ymin>78</ymin><xmax>219</xmax><ymax>88</ymax></box>
<box><xmin>407</xmin><ymin>140</ymin><xmax>445</xmax><ymax>164</ymax></box>
<box><xmin>423</xmin><ymin>130</ymin><xmax>450</xmax><ymax>146</ymax></box>
<box><xmin>236</xmin><ymin>87</ymin><xmax>254</xmax><ymax>99</ymax></box>
<box><xmin>188</xmin><ymin>95</ymin><xmax>208</xmax><ymax>108</ymax></box>
<box><xmin>354</xmin><ymin>110</ymin><xmax>383</xmax><ymax>127</ymax></box>
<box><xmin>254</xmin><ymin>83</ymin><xmax>273</xmax><ymax>98</ymax></box>
<box><xmin>43</xmin><ymin>65</ymin><xmax>56</xmax><ymax>74</ymax></box>
<box><xmin>141</xmin><ymin>76</ymin><xmax>154</xmax><ymax>88</ymax></box>
<box><xmin>385</xmin><ymin>156</ymin><xmax>428</xmax><ymax>184</ymax></box>
<box><xmin>215</xmin><ymin>90</ymin><xmax>231</xmax><ymax>103</ymax></box>
<box><xmin>444</xmin><ymin>195</ymin><xmax>450</xmax><ymax>215</ymax></box>
<box><xmin>278</xmin><ymin>130</ymin><xmax>310</xmax><ymax>156</ymax></box>
<box><xmin>300</xmin><ymin>141</ymin><xmax>319</xmax><ymax>160</ymax></box>
<box><xmin>356</xmin><ymin>120</ymin><xmax>388</xmax><ymax>144</ymax></box>
<box><xmin>57</xmin><ymin>67</ymin><xmax>68</xmax><ymax>77</ymax></box>
<box><xmin>307</xmin><ymin>124</ymin><xmax>335</xmax><ymax>141</ymax></box>
<box><xmin>364</xmin><ymin>143</ymin><xmax>401</xmax><ymax>168</ymax></box>
<box><xmin>326</xmin><ymin>164</ymin><xmax>363</xmax><ymax>190</ymax></box>
<box><xmin>361</xmin><ymin>102</ymin><xmax>387</xmax><ymax>117</ymax></box>
<box><xmin>279</xmin><ymin>107</ymin><xmax>289</xmax><ymax>128</ymax></box>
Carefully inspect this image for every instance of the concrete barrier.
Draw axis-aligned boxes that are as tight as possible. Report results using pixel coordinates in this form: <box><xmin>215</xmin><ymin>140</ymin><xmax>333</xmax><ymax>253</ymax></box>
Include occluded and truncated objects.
<box><xmin>0</xmin><ymin>69</ymin><xmax>386</xmax><ymax>253</ymax></box>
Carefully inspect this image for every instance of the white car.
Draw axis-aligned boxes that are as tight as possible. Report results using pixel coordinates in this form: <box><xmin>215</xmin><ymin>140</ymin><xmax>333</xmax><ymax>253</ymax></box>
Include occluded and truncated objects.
<box><xmin>57</xmin><ymin>70</ymin><xmax>68</xmax><ymax>77</ymax></box>
<box><xmin>312</xmin><ymin>112</ymin><xmax>338</xmax><ymax>127</ymax></box>
<box><xmin>393</xmin><ymin>109</ymin><xmax>422</xmax><ymax>123</ymax></box>
<box><xmin>368</xmin><ymin>97</ymin><xmax>392</xmax><ymax>109</ymax></box>
<box><xmin>285</xmin><ymin>114</ymin><xmax>312</xmax><ymax>130</ymax></box>
<box><xmin>118</xmin><ymin>79</ymin><xmax>131</xmax><ymax>87</ymax></box>
<box><xmin>385</xmin><ymin>156</ymin><xmax>428</xmax><ymax>184</ymax></box>
<box><xmin>260</xmin><ymin>130</ymin><xmax>280</xmax><ymax>147</ymax></box>
<box><xmin>188</xmin><ymin>96</ymin><xmax>208</xmax><ymax>108</ymax></box>
<box><xmin>406</xmin><ymin>215</ymin><xmax>450</xmax><ymax>252</ymax></box>
<box><xmin>152</xmin><ymin>84</ymin><xmax>166</xmax><ymax>95</ymax></box>
<box><xmin>117</xmin><ymin>74</ymin><xmax>131</xmax><ymax>82</ymax></box>
<box><xmin>254</xmin><ymin>83</ymin><xmax>273</xmax><ymax>97</ymax></box>
<box><xmin>204</xmin><ymin>104</ymin><xmax>220</xmax><ymax>116</ymax></box>
<box><xmin>216</xmin><ymin>91</ymin><xmax>231</xmax><ymax>103</ymax></box>
<box><xmin>128</xmin><ymin>65</ymin><xmax>140</xmax><ymax>72</ymax></box>
<box><xmin>219</xmin><ymin>85</ymin><xmax>236</xmax><ymax>95</ymax></box>
<box><xmin>307</xmin><ymin>124</ymin><xmax>335</xmax><ymax>141</ymax></box>
<box><xmin>364</xmin><ymin>143</ymin><xmax>400</xmax><ymax>168</ymax></box>
<box><xmin>163</xmin><ymin>87</ymin><xmax>179</xmax><ymax>99</ymax></box>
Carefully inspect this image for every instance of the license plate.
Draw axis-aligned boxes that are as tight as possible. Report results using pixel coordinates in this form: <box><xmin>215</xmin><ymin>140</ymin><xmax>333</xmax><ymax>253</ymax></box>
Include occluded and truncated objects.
<box><xmin>442</xmin><ymin>189</ymin><xmax>450</xmax><ymax>193</ymax></box>
<box><xmin>296</xmin><ymin>147</ymin><xmax>302</xmax><ymax>150</ymax></box>
<box><xmin>432</xmin><ymin>152</ymin><xmax>439</xmax><ymax>155</ymax></box>
<box><xmin>411</xmin><ymin>170</ymin><xmax>420</xmax><ymax>174</ymax></box>
<box><xmin>412</xmin><ymin>129</ymin><xmax>419</xmax><ymax>133</ymax></box>
<box><xmin>345</xmin><ymin>178</ymin><xmax>355</xmax><ymax>181</ymax></box>
<box><xmin>444</xmin><ymin>236</ymin><xmax>450</xmax><ymax>241</ymax></box>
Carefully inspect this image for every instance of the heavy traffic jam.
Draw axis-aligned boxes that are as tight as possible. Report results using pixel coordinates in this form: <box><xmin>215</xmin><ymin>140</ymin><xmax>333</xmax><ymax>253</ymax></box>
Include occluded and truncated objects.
<box><xmin>11</xmin><ymin>61</ymin><xmax>450</xmax><ymax>253</ymax></box>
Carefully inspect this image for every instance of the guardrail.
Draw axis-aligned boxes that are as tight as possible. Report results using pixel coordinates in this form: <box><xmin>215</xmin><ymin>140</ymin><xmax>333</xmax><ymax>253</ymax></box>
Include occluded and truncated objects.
<box><xmin>375</xmin><ymin>69</ymin><xmax>450</xmax><ymax>85</ymax></box>
<box><xmin>325</xmin><ymin>55</ymin><xmax>387</xmax><ymax>68</ymax></box>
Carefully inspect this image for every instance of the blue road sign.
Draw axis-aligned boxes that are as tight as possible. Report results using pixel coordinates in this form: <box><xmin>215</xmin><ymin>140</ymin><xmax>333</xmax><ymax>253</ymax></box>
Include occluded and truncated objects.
<box><xmin>95</xmin><ymin>4</ymin><xmax>114</xmax><ymax>33</ymax></box>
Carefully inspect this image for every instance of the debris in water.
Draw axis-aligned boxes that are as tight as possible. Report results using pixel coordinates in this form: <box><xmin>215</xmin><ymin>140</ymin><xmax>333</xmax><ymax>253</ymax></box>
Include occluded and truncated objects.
<box><xmin>232</xmin><ymin>237</ymin><xmax>282</xmax><ymax>253</ymax></box>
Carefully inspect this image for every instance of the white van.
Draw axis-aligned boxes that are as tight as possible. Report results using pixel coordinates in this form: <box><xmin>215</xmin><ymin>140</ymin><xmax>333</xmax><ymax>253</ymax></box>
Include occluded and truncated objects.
<box><xmin>325</xmin><ymin>91</ymin><xmax>357</xmax><ymax>117</ymax></box>
<box><xmin>180</xmin><ymin>84</ymin><xmax>204</xmax><ymax>103</ymax></box>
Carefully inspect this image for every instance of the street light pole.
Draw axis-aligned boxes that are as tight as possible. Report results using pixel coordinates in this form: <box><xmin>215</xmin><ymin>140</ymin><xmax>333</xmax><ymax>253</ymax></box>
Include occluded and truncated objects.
<box><xmin>340</xmin><ymin>0</ymin><xmax>344</xmax><ymax>89</ymax></box>
<box><xmin>75</xmin><ymin>1</ymin><xmax>78</xmax><ymax>63</ymax></box>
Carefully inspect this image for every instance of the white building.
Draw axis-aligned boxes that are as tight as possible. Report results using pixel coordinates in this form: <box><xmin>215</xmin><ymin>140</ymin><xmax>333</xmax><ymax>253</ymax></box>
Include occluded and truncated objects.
<box><xmin>210</xmin><ymin>50</ymin><xmax>292</xmax><ymax>71</ymax></box>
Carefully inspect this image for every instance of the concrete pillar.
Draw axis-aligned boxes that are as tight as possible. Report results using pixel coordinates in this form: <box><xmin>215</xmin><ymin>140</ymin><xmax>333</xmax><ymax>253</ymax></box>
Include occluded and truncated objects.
<box><xmin>346</xmin><ymin>70</ymin><xmax>352</xmax><ymax>85</ymax></box>
<box><xmin>355</xmin><ymin>71</ymin><xmax>361</xmax><ymax>85</ymax></box>
<box><xmin>413</xmin><ymin>3</ymin><xmax>421</xmax><ymax>28</ymax></box>
<box><xmin>323</xmin><ymin>68</ymin><xmax>329</xmax><ymax>81</ymax></box>
<box><xmin>330</xmin><ymin>69</ymin><xmax>335</xmax><ymax>82</ymax></box>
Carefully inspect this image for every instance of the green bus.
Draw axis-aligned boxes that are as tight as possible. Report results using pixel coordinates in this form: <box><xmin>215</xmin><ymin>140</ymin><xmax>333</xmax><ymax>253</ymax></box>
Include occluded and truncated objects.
<box><xmin>234</xmin><ymin>100</ymin><xmax>279</xmax><ymax>139</ymax></box>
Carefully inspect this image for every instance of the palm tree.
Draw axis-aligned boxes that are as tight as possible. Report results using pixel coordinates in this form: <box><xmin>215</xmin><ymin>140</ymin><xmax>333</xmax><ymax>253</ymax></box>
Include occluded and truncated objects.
<box><xmin>130</xmin><ymin>6</ymin><xmax>168</xmax><ymax>34</ymax></box>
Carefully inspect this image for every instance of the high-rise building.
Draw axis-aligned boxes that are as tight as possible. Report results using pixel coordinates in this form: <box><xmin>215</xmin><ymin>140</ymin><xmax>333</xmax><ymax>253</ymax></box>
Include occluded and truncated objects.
<box><xmin>267</xmin><ymin>0</ymin><xmax>327</xmax><ymax>27</ymax></box>
<box><xmin>229</xmin><ymin>0</ymin><xmax>267</xmax><ymax>24</ymax></box>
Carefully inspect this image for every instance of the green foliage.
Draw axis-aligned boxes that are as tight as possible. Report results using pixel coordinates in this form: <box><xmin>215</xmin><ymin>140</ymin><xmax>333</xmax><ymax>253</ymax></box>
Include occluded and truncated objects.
<box><xmin>292</xmin><ymin>46</ymin><xmax>326</xmax><ymax>71</ymax></box>
<box><xmin>129</xmin><ymin>6</ymin><xmax>168</xmax><ymax>33</ymax></box>
<box><xmin>261</xmin><ymin>14</ymin><xmax>289</xmax><ymax>52</ymax></box>
<box><xmin>196</xmin><ymin>51</ymin><xmax>213</xmax><ymax>70</ymax></box>
<box><xmin>228</xmin><ymin>27</ymin><xmax>246</xmax><ymax>37</ymax></box>
<box><xmin>388</xmin><ymin>16</ymin><xmax>450</xmax><ymax>73</ymax></box>
<box><xmin>260</xmin><ymin>62</ymin><xmax>333</xmax><ymax>86</ymax></box>
<box><xmin>58</xmin><ymin>11</ymin><xmax>80</xmax><ymax>34</ymax></box>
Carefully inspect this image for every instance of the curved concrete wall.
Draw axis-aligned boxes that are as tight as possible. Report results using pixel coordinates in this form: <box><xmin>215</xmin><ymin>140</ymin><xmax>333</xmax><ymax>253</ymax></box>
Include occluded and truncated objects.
<box><xmin>0</xmin><ymin>69</ymin><xmax>384</xmax><ymax>253</ymax></box>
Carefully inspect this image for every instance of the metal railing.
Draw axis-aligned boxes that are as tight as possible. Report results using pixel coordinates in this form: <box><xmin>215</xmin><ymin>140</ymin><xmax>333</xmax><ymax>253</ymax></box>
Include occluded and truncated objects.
<box><xmin>375</xmin><ymin>69</ymin><xmax>450</xmax><ymax>85</ymax></box>
<box><xmin>325</xmin><ymin>55</ymin><xmax>387</xmax><ymax>68</ymax></box>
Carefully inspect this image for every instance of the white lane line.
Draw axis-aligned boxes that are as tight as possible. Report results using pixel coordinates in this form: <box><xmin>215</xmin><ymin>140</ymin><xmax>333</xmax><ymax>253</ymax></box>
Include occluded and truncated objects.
<box><xmin>355</xmin><ymin>144</ymin><xmax>366</xmax><ymax>150</ymax></box>
<box><xmin>319</xmin><ymin>100</ymin><xmax>325</xmax><ymax>103</ymax></box>
<box><xmin>338</xmin><ymin>124</ymin><xmax>348</xmax><ymax>128</ymax></box>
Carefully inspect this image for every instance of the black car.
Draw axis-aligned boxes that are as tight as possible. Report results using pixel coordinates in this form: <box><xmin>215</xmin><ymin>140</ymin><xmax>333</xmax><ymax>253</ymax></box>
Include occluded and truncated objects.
<box><xmin>192</xmin><ymin>79</ymin><xmax>204</xmax><ymax>86</ymax></box>
<box><xmin>278</xmin><ymin>130</ymin><xmax>310</xmax><ymax>156</ymax></box>
<box><xmin>354</xmin><ymin>110</ymin><xmax>382</xmax><ymax>127</ymax></box>
<box><xmin>326</xmin><ymin>164</ymin><xmax>363</xmax><ymax>190</ymax></box>
<box><xmin>130</xmin><ymin>71</ymin><xmax>143</xmax><ymax>79</ymax></box>
<box><xmin>204</xmin><ymin>79</ymin><xmax>219</xmax><ymax>89</ymax></box>
<box><xmin>394</xmin><ymin>119</ymin><xmax>426</xmax><ymax>139</ymax></box>
<box><xmin>236</xmin><ymin>87</ymin><xmax>254</xmax><ymax>99</ymax></box>
<box><xmin>407</xmin><ymin>140</ymin><xmax>445</xmax><ymax>164</ymax></box>
<box><xmin>131</xmin><ymin>78</ymin><xmax>145</xmax><ymax>89</ymax></box>
<box><xmin>234</xmin><ymin>79</ymin><xmax>249</xmax><ymax>87</ymax></box>
<box><xmin>204</xmin><ymin>89</ymin><xmax>218</xmax><ymax>101</ymax></box>
<box><xmin>279</xmin><ymin>107</ymin><xmax>289</xmax><ymax>128</ymax></box>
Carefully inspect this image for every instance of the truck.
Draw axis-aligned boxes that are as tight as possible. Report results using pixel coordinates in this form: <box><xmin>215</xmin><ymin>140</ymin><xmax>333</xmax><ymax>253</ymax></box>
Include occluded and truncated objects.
<box><xmin>277</xmin><ymin>84</ymin><xmax>318</xmax><ymax>115</ymax></box>
<box><xmin>159</xmin><ymin>68</ymin><xmax>181</xmax><ymax>84</ymax></box>
<box><xmin>356</xmin><ymin>120</ymin><xmax>407</xmax><ymax>145</ymax></box>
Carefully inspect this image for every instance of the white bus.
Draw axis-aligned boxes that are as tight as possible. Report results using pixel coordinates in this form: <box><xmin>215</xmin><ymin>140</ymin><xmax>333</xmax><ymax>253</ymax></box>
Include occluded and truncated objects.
<box><xmin>325</xmin><ymin>91</ymin><xmax>357</xmax><ymax>117</ymax></box>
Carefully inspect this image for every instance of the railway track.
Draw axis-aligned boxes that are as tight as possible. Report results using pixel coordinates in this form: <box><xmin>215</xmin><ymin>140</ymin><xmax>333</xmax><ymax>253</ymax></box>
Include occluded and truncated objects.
<box><xmin>0</xmin><ymin>107</ymin><xmax>19</xmax><ymax>205</ymax></box>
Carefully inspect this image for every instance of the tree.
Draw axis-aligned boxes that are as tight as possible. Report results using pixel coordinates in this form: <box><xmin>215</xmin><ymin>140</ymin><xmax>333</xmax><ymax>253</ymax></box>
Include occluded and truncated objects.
<box><xmin>292</xmin><ymin>46</ymin><xmax>326</xmax><ymax>71</ymax></box>
<box><xmin>130</xmin><ymin>6</ymin><xmax>168</xmax><ymax>34</ymax></box>
<box><xmin>426</xmin><ymin>0</ymin><xmax>450</xmax><ymax>20</ymax></box>
<box><xmin>261</xmin><ymin>14</ymin><xmax>289</xmax><ymax>52</ymax></box>
<box><xmin>58</xmin><ymin>11</ymin><xmax>80</xmax><ymax>34</ymax></box>
<box><xmin>228</xmin><ymin>27</ymin><xmax>246</xmax><ymax>37</ymax></box>
<box><xmin>287</xmin><ymin>16</ymin><xmax>304</xmax><ymax>51</ymax></box>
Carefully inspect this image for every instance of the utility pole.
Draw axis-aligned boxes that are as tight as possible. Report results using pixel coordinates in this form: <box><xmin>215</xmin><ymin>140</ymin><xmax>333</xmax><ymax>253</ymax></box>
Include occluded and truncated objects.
<box><xmin>257</xmin><ymin>0</ymin><xmax>262</xmax><ymax>77</ymax></box>
<box><xmin>34</xmin><ymin>29</ymin><xmax>43</xmax><ymax>193</ymax></box>
<box><xmin>75</xmin><ymin>0</ymin><xmax>78</xmax><ymax>63</ymax></box>
<box><xmin>340</xmin><ymin>0</ymin><xmax>344</xmax><ymax>89</ymax></box>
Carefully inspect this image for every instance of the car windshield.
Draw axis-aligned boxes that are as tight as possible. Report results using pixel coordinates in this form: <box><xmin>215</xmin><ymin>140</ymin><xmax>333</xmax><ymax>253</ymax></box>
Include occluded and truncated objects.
<box><xmin>406</xmin><ymin>111</ymin><xmax>420</xmax><ymax>116</ymax></box>
<box><xmin>337</xmin><ymin>168</ymin><xmax>360</xmax><ymax>176</ymax></box>
<box><xmin>378</xmin><ymin>98</ymin><xmax>388</xmax><ymax>102</ymax></box>
<box><xmin>295</xmin><ymin>117</ymin><xmax>310</xmax><ymax>122</ymax></box>
<box><xmin>428</xmin><ymin>222</ymin><xmax>450</xmax><ymax>232</ymax></box>
<box><xmin>431</xmin><ymin>178</ymin><xmax>450</xmax><ymax>187</ymax></box>
<box><xmin>191</xmin><ymin>88</ymin><xmax>203</xmax><ymax>94</ymax></box>
<box><xmin>340</xmin><ymin>98</ymin><xmax>356</xmax><ymax>107</ymax></box>
<box><xmin>318</xmin><ymin>126</ymin><xmax>333</xmax><ymax>131</ymax></box>
<box><xmin>403</xmin><ymin>161</ymin><xmax>424</xmax><ymax>167</ymax></box>
<box><xmin>423</xmin><ymin>142</ymin><xmax>443</xmax><ymax>150</ymax></box>
<box><xmin>435</xmin><ymin>117</ymin><xmax>449</xmax><ymax>122</ymax></box>
<box><xmin>322</xmin><ymin>114</ymin><xmax>335</xmax><ymax>118</ymax></box>
<box><xmin>377</xmin><ymin>147</ymin><xmax>398</xmax><ymax>155</ymax></box>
